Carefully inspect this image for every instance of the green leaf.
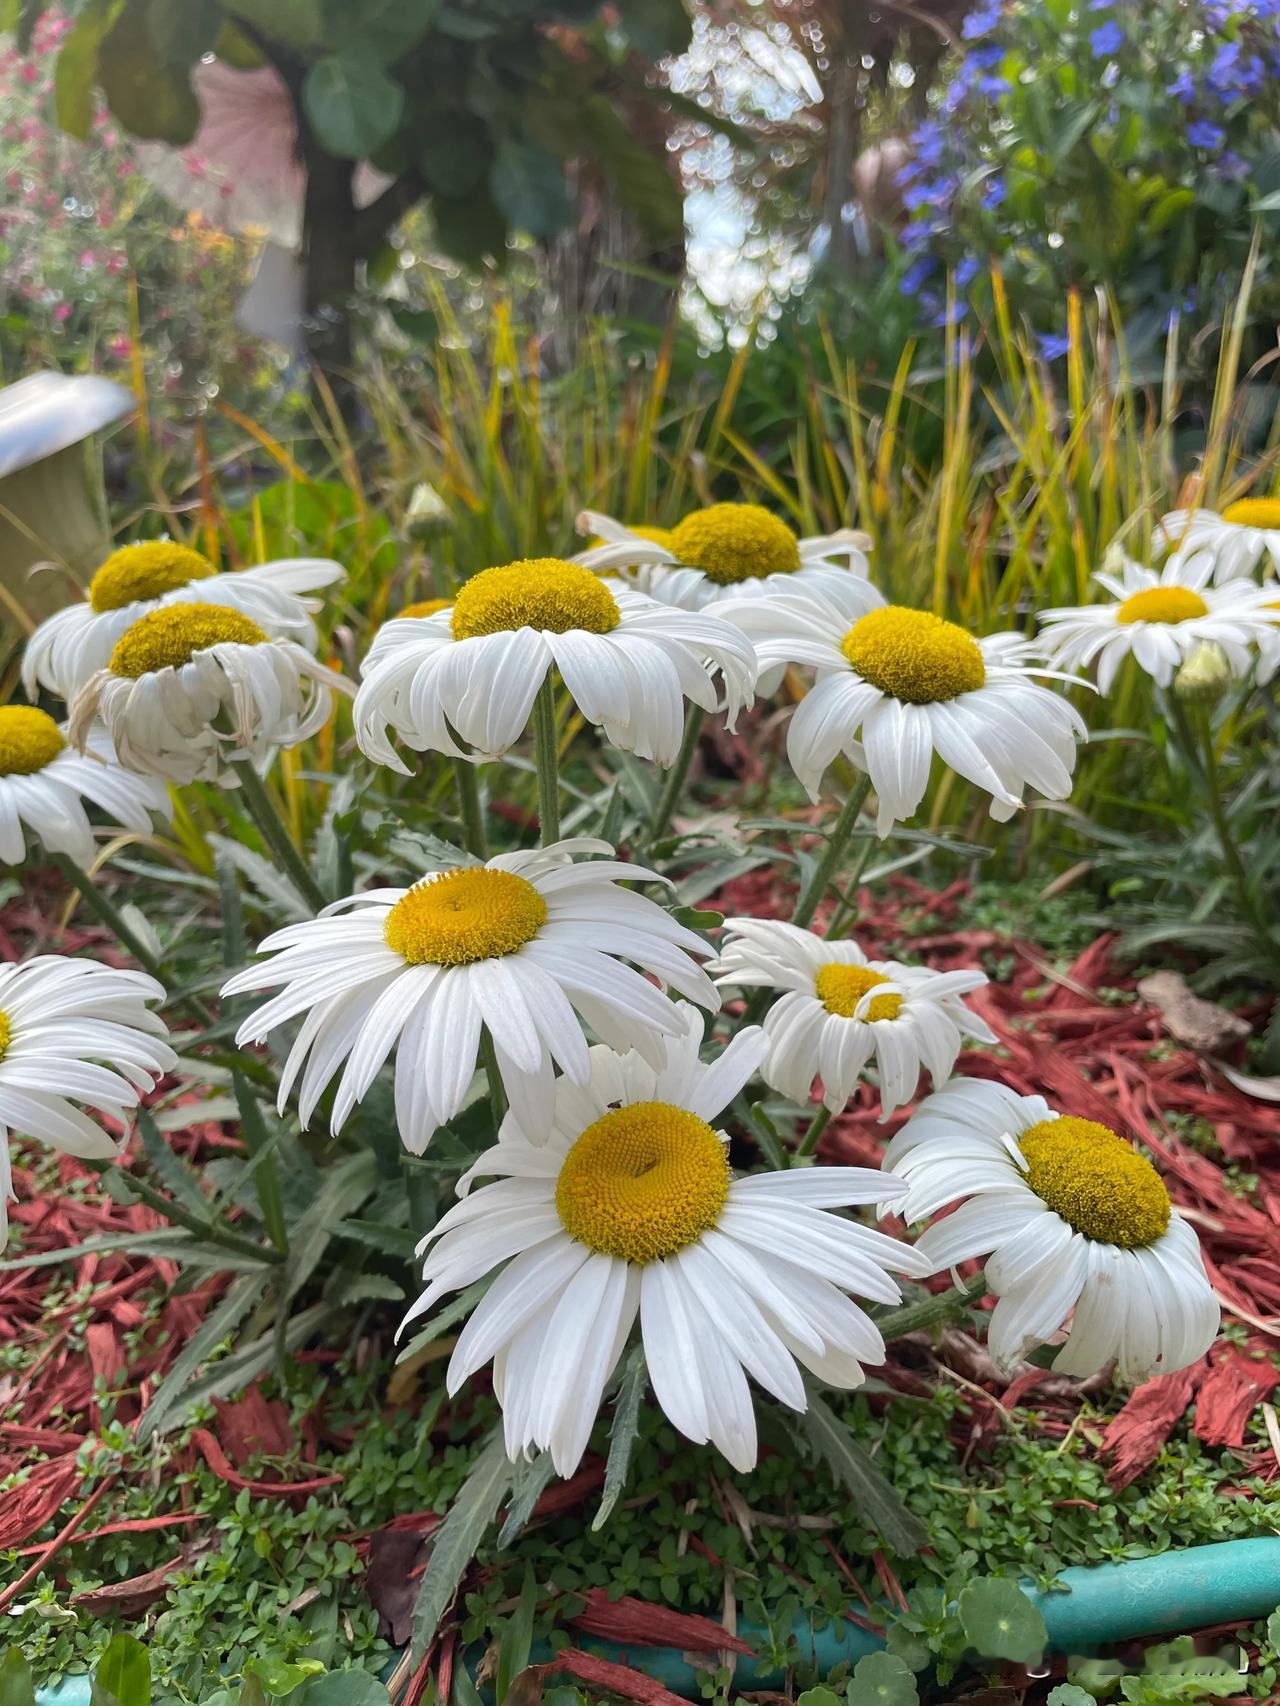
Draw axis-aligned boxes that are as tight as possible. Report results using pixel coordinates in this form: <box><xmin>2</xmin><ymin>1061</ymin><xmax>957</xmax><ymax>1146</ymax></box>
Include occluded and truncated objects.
<box><xmin>795</xmin><ymin>1692</ymin><xmax>843</xmax><ymax>1706</ymax></box>
<box><xmin>432</xmin><ymin>187</ymin><xmax>508</xmax><ymax>267</ymax></box>
<box><xmin>98</xmin><ymin>6</ymin><xmax>200</xmax><ymax>143</ymax></box>
<box><xmin>244</xmin><ymin>1659</ymin><xmax>325</xmax><ymax>1698</ymax></box>
<box><xmin>54</xmin><ymin>0</ymin><xmax>125</xmax><ymax>141</ymax></box>
<box><xmin>416</xmin><ymin>113</ymin><xmax>490</xmax><ymax>197</ymax></box>
<box><xmin>498</xmin><ymin>1454</ymin><xmax>558</xmax><ymax>1547</ymax></box>
<box><xmin>296</xmin><ymin>1677</ymin><xmax>390</xmax><ymax>1706</ymax></box>
<box><xmin>224</xmin><ymin>0</ymin><xmax>322</xmax><ymax>49</ymax></box>
<box><xmin>491</xmin><ymin>137</ymin><xmax>571</xmax><ymax>239</ymax></box>
<box><xmin>495</xmin><ymin>1566</ymin><xmax>538</xmax><ymax>1701</ymax></box>
<box><xmin>213</xmin><ymin>20</ymin><xmax>266</xmax><ymax>66</ymax></box>
<box><xmin>91</xmin><ymin>1635</ymin><xmax>151</xmax><ymax>1706</ymax></box>
<box><xmin>614</xmin><ymin>0</ymin><xmax>691</xmax><ymax>59</ymax></box>
<box><xmin>325</xmin><ymin>0</ymin><xmax>440</xmax><ymax>63</ymax></box>
<box><xmin>304</xmin><ymin>54</ymin><xmax>405</xmax><ymax>159</ymax></box>
<box><xmin>884</xmin><ymin>1624</ymin><xmax>933</xmax><ymax>1675</ymax></box>
<box><xmin>1267</xmin><ymin>1605</ymin><xmax>1280</xmax><ymax>1655</ymax></box>
<box><xmin>800</xmin><ymin>1390</ymin><xmax>927</xmax><ymax>1556</ymax></box>
<box><xmin>592</xmin><ymin>1349</ymin><xmax>646</xmax><ymax>1532</ymax></box>
<box><xmin>0</xmin><ymin>1650</ymin><xmax>36</xmax><ymax>1706</ymax></box>
<box><xmin>1147</xmin><ymin>187</ymin><xmax>1196</xmax><ymax>234</ymax></box>
<box><xmin>956</xmin><ymin>1578</ymin><xmax>1047</xmax><ymax>1665</ymax></box>
<box><xmin>135</xmin><ymin>1270</ymin><xmax>271</xmax><ymax>1443</ymax></box>
<box><xmin>847</xmin><ymin>1652</ymin><xmax>919</xmax><ymax>1706</ymax></box>
<box><xmin>410</xmin><ymin>1427</ymin><xmax>515</xmax><ymax>1662</ymax></box>
<box><xmin>1048</xmin><ymin>1690</ymin><xmax>1101</xmax><ymax>1706</ymax></box>
<box><xmin>147</xmin><ymin>0</ymin><xmax>221</xmax><ymax>65</ymax></box>
<box><xmin>233</xmin><ymin>1070</ymin><xmax>289</xmax><ymax>1255</ymax></box>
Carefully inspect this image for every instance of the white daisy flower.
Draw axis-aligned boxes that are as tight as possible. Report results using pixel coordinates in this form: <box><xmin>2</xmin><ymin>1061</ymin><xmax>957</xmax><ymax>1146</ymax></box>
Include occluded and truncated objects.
<box><xmin>22</xmin><ymin>539</ymin><xmax>344</xmax><ymax>702</ymax></box>
<box><xmin>710</xmin><ymin>917</ymin><xmax>995</xmax><ymax>1117</ymax></box>
<box><xmin>1039</xmin><ymin>551</ymin><xmax>1280</xmax><ymax>694</ymax></box>
<box><xmin>1156</xmin><ymin>500</ymin><xmax>1280</xmax><ymax>583</ymax></box>
<box><xmin>67</xmin><ymin>601</ymin><xmax>352</xmax><ymax>785</ymax></box>
<box><xmin>353</xmin><ymin>557</ymin><xmax>756</xmax><ymax>772</ymax></box>
<box><xmin>723</xmin><ymin>575</ymin><xmax>1084</xmax><ymax>836</ymax></box>
<box><xmin>400</xmin><ymin>1005</ymin><xmax>930</xmax><ymax>1476</ymax></box>
<box><xmin>884</xmin><ymin>1077</ymin><xmax>1219</xmax><ymax>1380</ymax></box>
<box><xmin>222</xmin><ymin>838</ymin><xmax>721</xmax><ymax>1149</ymax></box>
<box><xmin>0</xmin><ymin>707</ymin><xmax>171</xmax><ymax>867</ymax></box>
<box><xmin>574</xmin><ymin>503</ymin><xmax>871</xmax><ymax>612</ymax></box>
<box><xmin>0</xmin><ymin>955</ymin><xmax>176</xmax><ymax>1248</ymax></box>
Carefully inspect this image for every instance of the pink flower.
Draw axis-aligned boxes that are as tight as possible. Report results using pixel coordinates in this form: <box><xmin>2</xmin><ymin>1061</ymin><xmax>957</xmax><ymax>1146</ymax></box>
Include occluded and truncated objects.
<box><xmin>19</xmin><ymin>63</ymin><xmax>39</xmax><ymax>84</ymax></box>
<box><xmin>105</xmin><ymin>254</ymin><xmax>126</xmax><ymax>275</ymax></box>
<box><xmin>109</xmin><ymin>336</ymin><xmax>133</xmax><ymax>359</ymax></box>
<box><xmin>52</xmin><ymin>303</ymin><xmax>72</xmax><ymax>323</ymax></box>
<box><xmin>78</xmin><ymin>250</ymin><xmax>97</xmax><ymax>269</ymax></box>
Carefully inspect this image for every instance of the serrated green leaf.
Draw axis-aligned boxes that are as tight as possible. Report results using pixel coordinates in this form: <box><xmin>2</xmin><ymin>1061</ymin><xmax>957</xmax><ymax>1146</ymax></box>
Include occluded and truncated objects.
<box><xmin>592</xmin><ymin>1349</ymin><xmax>646</xmax><ymax>1532</ymax></box>
<box><xmin>847</xmin><ymin>1652</ymin><xmax>918</xmax><ymax>1706</ymax></box>
<box><xmin>304</xmin><ymin>54</ymin><xmax>404</xmax><ymax>160</ymax></box>
<box><xmin>136</xmin><ymin>1270</ymin><xmax>270</xmax><ymax>1443</ymax></box>
<box><xmin>800</xmin><ymin>1389</ymin><xmax>926</xmax><ymax>1555</ymax></box>
<box><xmin>410</xmin><ymin>1427</ymin><xmax>515</xmax><ymax>1662</ymax></box>
<box><xmin>957</xmin><ymin>1577</ymin><xmax>1047</xmax><ymax>1665</ymax></box>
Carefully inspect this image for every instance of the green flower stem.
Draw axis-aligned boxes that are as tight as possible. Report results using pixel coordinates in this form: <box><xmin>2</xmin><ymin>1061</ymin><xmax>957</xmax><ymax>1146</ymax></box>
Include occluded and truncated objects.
<box><xmin>1166</xmin><ymin>695</ymin><xmax>1273</xmax><ymax>950</ymax></box>
<box><xmin>792</xmin><ymin>774</ymin><xmax>873</xmax><ymax>929</ymax></box>
<box><xmin>453</xmin><ymin>757</ymin><xmax>489</xmax><ymax>861</ymax></box>
<box><xmin>80</xmin><ymin>1155</ymin><xmax>282</xmax><ymax>1266</ymax></box>
<box><xmin>649</xmin><ymin>704</ymin><xmax>705</xmax><ymax>845</ymax></box>
<box><xmin>51</xmin><ymin>851</ymin><xmax>215</xmax><ymax>1026</ymax></box>
<box><xmin>532</xmin><ymin>676</ymin><xmax>561</xmax><ymax>847</ymax></box>
<box><xmin>231</xmin><ymin>760</ymin><xmax>328</xmax><ymax>915</ymax></box>
<box><xmin>794</xmin><ymin>1102</ymin><xmax>833</xmax><ymax>1161</ymax></box>
<box><xmin>825</xmin><ymin>823</ymin><xmax>881</xmax><ymax>939</ymax></box>
<box><xmin>874</xmin><ymin>1271</ymin><xmax>989</xmax><ymax>1341</ymax></box>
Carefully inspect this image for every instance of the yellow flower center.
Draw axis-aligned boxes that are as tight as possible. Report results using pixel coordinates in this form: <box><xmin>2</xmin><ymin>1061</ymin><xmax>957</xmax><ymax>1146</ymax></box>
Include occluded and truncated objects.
<box><xmin>88</xmin><ymin>541</ymin><xmax>215</xmax><ymax>613</ymax></box>
<box><xmin>842</xmin><ymin>606</ymin><xmax>986</xmax><ymax>703</ymax></box>
<box><xmin>555</xmin><ymin>1100</ymin><xmax>731</xmax><ymax>1264</ymax></box>
<box><xmin>1018</xmin><ymin>1116</ymin><xmax>1171</xmax><ymax>1249</ymax></box>
<box><xmin>108</xmin><ymin>603</ymin><xmax>270</xmax><ymax>678</ymax></box>
<box><xmin>1221</xmin><ymin>498</ymin><xmax>1280</xmax><ymax>530</ymax></box>
<box><xmin>0</xmin><ymin>707</ymin><xmax>65</xmax><ymax>777</ymax></box>
<box><xmin>383</xmin><ymin>866</ymin><xmax>547</xmax><ymax>966</ymax></box>
<box><xmin>0</xmin><ymin>1008</ymin><xmax>9</xmax><ymax>1063</ymax></box>
<box><xmin>814</xmin><ymin>962</ymin><xmax>903</xmax><ymax>1022</ymax></box>
<box><xmin>669</xmin><ymin>503</ymin><xmax>800</xmax><ymax>585</ymax></box>
<box><xmin>396</xmin><ymin>597</ymin><xmax>453</xmax><ymax>620</ymax></box>
<box><xmin>1116</xmin><ymin>586</ymin><xmax>1209</xmax><ymax>626</ymax></box>
<box><xmin>450</xmin><ymin>559</ymin><xmax>620</xmax><ymax>640</ymax></box>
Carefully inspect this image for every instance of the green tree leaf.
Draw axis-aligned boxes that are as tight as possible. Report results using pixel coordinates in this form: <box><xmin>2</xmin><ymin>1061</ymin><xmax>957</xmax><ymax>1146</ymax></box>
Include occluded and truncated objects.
<box><xmin>325</xmin><ymin>0</ymin><xmax>440</xmax><ymax>63</ymax></box>
<box><xmin>147</xmin><ymin>0</ymin><xmax>221</xmax><ymax>66</ymax></box>
<box><xmin>847</xmin><ymin>1652</ymin><xmax>919</xmax><ymax>1706</ymax></box>
<box><xmin>956</xmin><ymin>1578</ymin><xmax>1047</xmax><ymax>1665</ymax></box>
<box><xmin>0</xmin><ymin>1650</ymin><xmax>36</xmax><ymax>1706</ymax></box>
<box><xmin>91</xmin><ymin>1635</ymin><xmax>151</xmax><ymax>1706</ymax></box>
<box><xmin>224</xmin><ymin>0</ymin><xmax>323</xmax><ymax>49</ymax></box>
<box><xmin>98</xmin><ymin>6</ymin><xmax>200</xmax><ymax>143</ymax></box>
<box><xmin>304</xmin><ymin>54</ymin><xmax>405</xmax><ymax>159</ymax></box>
<box><xmin>491</xmin><ymin>137</ymin><xmax>571</xmax><ymax>238</ymax></box>
<box><xmin>54</xmin><ymin>0</ymin><xmax>125</xmax><ymax>141</ymax></box>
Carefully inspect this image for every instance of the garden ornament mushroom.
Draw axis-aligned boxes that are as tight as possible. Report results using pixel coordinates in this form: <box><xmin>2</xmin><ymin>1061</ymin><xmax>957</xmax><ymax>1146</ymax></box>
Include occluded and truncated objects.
<box><xmin>0</xmin><ymin>371</ymin><xmax>133</xmax><ymax>635</ymax></box>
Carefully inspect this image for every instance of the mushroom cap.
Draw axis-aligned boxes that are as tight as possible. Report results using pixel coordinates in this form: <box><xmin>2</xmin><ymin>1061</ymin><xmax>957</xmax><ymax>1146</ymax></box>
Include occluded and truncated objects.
<box><xmin>0</xmin><ymin>373</ymin><xmax>134</xmax><ymax>480</ymax></box>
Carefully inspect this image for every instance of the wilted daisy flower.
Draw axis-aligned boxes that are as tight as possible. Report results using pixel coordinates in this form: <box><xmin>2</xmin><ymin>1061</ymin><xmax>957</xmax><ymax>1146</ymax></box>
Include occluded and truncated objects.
<box><xmin>1157</xmin><ymin>499</ymin><xmax>1280</xmax><ymax>583</ymax></box>
<box><xmin>354</xmin><ymin>558</ymin><xmax>755</xmax><ymax>771</ymax></box>
<box><xmin>574</xmin><ymin>502</ymin><xmax>871</xmax><ymax>611</ymax></box>
<box><xmin>710</xmin><ymin>918</ymin><xmax>994</xmax><ymax>1117</ymax></box>
<box><xmin>0</xmin><ymin>707</ymin><xmax>171</xmax><ymax>867</ymax></box>
<box><xmin>724</xmin><ymin>576</ymin><xmax>1083</xmax><ymax>835</ymax></box>
<box><xmin>884</xmin><ymin>1078</ymin><xmax>1219</xmax><ymax>1379</ymax></box>
<box><xmin>223</xmin><ymin>838</ymin><xmax>720</xmax><ymax>1149</ymax></box>
<box><xmin>0</xmin><ymin>955</ymin><xmax>176</xmax><ymax>1248</ymax></box>
<box><xmin>1040</xmin><ymin>552</ymin><xmax>1280</xmax><ymax>693</ymax></box>
<box><xmin>401</xmin><ymin>1006</ymin><xmax>929</xmax><ymax>1476</ymax></box>
<box><xmin>23</xmin><ymin>540</ymin><xmax>344</xmax><ymax>702</ymax></box>
<box><xmin>68</xmin><ymin>601</ymin><xmax>351</xmax><ymax>784</ymax></box>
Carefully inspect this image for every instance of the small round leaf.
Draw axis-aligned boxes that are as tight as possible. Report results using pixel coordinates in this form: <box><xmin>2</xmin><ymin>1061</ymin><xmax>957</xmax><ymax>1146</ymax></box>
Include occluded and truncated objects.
<box><xmin>957</xmin><ymin>1578</ymin><xmax>1048</xmax><ymax>1665</ymax></box>
<box><xmin>304</xmin><ymin>54</ymin><xmax>404</xmax><ymax>160</ymax></box>
<box><xmin>847</xmin><ymin>1653</ymin><xmax>920</xmax><ymax>1706</ymax></box>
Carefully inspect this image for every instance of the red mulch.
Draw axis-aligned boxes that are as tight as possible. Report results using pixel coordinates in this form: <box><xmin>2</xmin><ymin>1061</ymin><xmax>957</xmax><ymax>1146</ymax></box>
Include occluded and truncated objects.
<box><xmin>5</xmin><ymin>866</ymin><xmax>1280</xmax><ymax>1686</ymax></box>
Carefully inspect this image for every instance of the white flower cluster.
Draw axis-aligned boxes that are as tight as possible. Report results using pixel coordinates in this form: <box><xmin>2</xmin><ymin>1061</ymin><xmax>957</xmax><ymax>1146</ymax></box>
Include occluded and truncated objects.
<box><xmin>4</xmin><ymin>504</ymin><xmax>1228</xmax><ymax>1479</ymax></box>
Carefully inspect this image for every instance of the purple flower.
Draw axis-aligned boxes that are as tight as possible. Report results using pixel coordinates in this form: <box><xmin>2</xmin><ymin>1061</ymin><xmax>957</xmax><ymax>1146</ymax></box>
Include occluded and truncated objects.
<box><xmin>1167</xmin><ymin>68</ymin><xmax>1197</xmax><ymax>103</ymax></box>
<box><xmin>967</xmin><ymin>41</ymin><xmax>1004</xmax><ymax>67</ymax></box>
<box><xmin>901</xmin><ymin>257</ymin><xmax>938</xmax><ymax>296</ymax></box>
<box><xmin>911</xmin><ymin>121</ymin><xmax>946</xmax><ymax>167</ymax></box>
<box><xmin>1217</xmin><ymin>149</ymin><xmax>1249</xmax><ymax>180</ymax></box>
<box><xmin>1038</xmin><ymin>332</ymin><xmax>1071</xmax><ymax>361</ymax></box>
<box><xmin>1188</xmin><ymin>118</ymin><xmax>1226</xmax><ymax>149</ymax></box>
<box><xmin>1089</xmin><ymin>20</ymin><xmax>1124</xmax><ymax>55</ymax></box>
<box><xmin>902</xmin><ymin>176</ymin><xmax>955</xmax><ymax>211</ymax></box>
<box><xmin>981</xmin><ymin>178</ymin><xmax>1007</xmax><ymax>209</ymax></box>
<box><xmin>954</xmin><ymin>254</ymin><xmax>981</xmax><ymax>289</ymax></box>
<box><xmin>961</xmin><ymin>1</ymin><xmax>1002</xmax><ymax>39</ymax></box>
<box><xmin>974</xmin><ymin>73</ymin><xmax>1011</xmax><ymax>96</ymax></box>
